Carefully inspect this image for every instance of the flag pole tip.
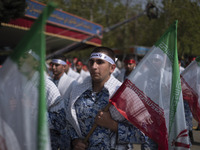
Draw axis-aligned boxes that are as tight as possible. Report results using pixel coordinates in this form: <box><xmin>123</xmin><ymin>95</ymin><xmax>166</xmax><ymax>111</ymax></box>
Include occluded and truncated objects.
<box><xmin>47</xmin><ymin>1</ymin><xmax>58</xmax><ymax>8</ymax></box>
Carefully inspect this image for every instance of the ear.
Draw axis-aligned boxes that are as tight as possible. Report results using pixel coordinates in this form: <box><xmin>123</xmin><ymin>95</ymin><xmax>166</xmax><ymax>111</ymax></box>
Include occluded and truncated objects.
<box><xmin>110</xmin><ymin>64</ymin><xmax>116</xmax><ymax>74</ymax></box>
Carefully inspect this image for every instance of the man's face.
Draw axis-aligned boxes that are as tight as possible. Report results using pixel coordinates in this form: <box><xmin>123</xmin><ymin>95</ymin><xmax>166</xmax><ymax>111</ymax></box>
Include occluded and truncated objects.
<box><xmin>124</xmin><ymin>62</ymin><xmax>136</xmax><ymax>73</ymax></box>
<box><xmin>88</xmin><ymin>58</ymin><xmax>115</xmax><ymax>83</ymax></box>
<box><xmin>51</xmin><ymin>63</ymin><xmax>65</xmax><ymax>77</ymax></box>
<box><xmin>76</xmin><ymin>64</ymin><xmax>82</xmax><ymax>73</ymax></box>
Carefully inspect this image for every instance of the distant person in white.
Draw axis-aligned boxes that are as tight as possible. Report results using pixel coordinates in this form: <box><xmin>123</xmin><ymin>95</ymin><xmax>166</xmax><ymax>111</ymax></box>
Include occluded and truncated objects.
<box><xmin>117</xmin><ymin>54</ymin><xmax>136</xmax><ymax>82</ymax></box>
<box><xmin>65</xmin><ymin>59</ymin><xmax>80</xmax><ymax>80</ymax></box>
<box><xmin>50</xmin><ymin>55</ymin><xmax>77</xmax><ymax>100</ymax></box>
<box><xmin>178</xmin><ymin>57</ymin><xmax>185</xmax><ymax>74</ymax></box>
<box><xmin>75</xmin><ymin>60</ymin><xmax>90</xmax><ymax>83</ymax></box>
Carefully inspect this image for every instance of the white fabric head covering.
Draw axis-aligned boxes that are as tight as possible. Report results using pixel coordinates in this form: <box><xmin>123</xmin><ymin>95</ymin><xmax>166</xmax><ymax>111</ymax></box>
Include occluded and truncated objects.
<box><xmin>90</xmin><ymin>52</ymin><xmax>115</xmax><ymax>65</ymax></box>
<box><xmin>51</xmin><ymin>59</ymin><xmax>66</xmax><ymax>65</ymax></box>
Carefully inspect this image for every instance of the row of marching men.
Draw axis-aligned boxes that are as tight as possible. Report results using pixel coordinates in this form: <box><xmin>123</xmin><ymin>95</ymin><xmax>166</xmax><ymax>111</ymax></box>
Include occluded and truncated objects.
<box><xmin>45</xmin><ymin>49</ymin><xmax>151</xmax><ymax>150</ymax></box>
<box><xmin>0</xmin><ymin>47</ymin><xmax>196</xmax><ymax>150</ymax></box>
<box><xmin>45</xmin><ymin>51</ymin><xmax>162</xmax><ymax>150</ymax></box>
<box><xmin>46</xmin><ymin>54</ymin><xmax>137</xmax><ymax>99</ymax></box>
<box><xmin>0</xmin><ymin>46</ymin><xmax>196</xmax><ymax>150</ymax></box>
<box><xmin>45</xmin><ymin>50</ymin><xmax>197</xmax><ymax>150</ymax></box>
<box><xmin>46</xmin><ymin>53</ymin><xmax>139</xmax><ymax>105</ymax></box>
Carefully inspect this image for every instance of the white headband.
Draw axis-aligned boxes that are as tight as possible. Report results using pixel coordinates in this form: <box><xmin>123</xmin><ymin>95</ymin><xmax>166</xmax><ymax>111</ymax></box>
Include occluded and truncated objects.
<box><xmin>90</xmin><ymin>53</ymin><xmax>115</xmax><ymax>65</ymax></box>
<box><xmin>51</xmin><ymin>59</ymin><xmax>66</xmax><ymax>65</ymax></box>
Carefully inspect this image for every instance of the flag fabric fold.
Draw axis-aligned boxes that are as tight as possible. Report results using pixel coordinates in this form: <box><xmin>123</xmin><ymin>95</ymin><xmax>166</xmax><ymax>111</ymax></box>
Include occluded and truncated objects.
<box><xmin>181</xmin><ymin>57</ymin><xmax>200</xmax><ymax>123</ymax></box>
<box><xmin>0</xmin><ymin>2</ymin><xmax>56</xmax><ymax>150</ymax></box>
<box><xmin>110</xmin><ymin>20</ymin><xmax>190</xmax><ymax>150</ymax></box>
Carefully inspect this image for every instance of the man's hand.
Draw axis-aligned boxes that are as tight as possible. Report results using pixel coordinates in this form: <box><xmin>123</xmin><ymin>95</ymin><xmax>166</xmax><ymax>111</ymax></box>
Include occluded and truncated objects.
<box><xmin>72</xmin><ymin>138</ymin><xmax>88</xmax><ymax>150</ymax></box>
<box><xmin>95</xmin><ymin>111</ymin><xmax>118</xmax><ymax>132</ymax></box>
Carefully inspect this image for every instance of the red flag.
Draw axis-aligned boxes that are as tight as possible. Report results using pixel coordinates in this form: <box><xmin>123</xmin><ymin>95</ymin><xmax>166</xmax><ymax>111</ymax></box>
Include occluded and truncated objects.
<box><xmin>110</xmin><ymin>21</ymin><xmax>190</xmax><ymax>150</ymax></box>
<box><xmin>110</xmin><ymin>79</ymin><xmax>168</xmax><ymax>150</ymax></box>
<box><xmin>181</xmin><ymin>57</ymin><xmax>200</xmax><ymax>123</ymax></box>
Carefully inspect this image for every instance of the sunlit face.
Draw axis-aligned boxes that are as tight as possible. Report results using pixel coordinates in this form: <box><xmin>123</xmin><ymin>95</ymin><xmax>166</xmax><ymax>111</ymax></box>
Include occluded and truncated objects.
<box><xmin>88</xmin><ymin>58</ymin><xmax>115</xmax><ymax>84</ymax></box>
<box><xmin>51</xmin><ymin>63</ymin><xmax>65</xmax><ymax>77</ymax></box>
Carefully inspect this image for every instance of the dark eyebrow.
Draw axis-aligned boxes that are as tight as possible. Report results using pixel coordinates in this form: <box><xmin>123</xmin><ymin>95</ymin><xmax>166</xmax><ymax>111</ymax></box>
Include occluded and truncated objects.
<box><xmin>89</xmin><ymin>59</ymin><xmax>105</xmax><ymax>65</ymax></box>
<box><xmin>52</xmin><ymin>63</ymin><xmax>60</xmax><ymax>66</ymax></box>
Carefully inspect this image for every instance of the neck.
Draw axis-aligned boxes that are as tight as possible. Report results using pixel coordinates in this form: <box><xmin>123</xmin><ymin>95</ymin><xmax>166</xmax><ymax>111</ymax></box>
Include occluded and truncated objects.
<box><xmin>92</xmin><ymin>82</ymin><xmax>104</xmax><ymax>92</ymax></box>
<box><xmin>77</xmin><ymin>69</ymin><xmax>81</xmax><ymax>73</ymax></box>
<box><xmin>54</xmin><ymin>72</ymin><xmax>64</xmax><ymax>80</ymax></box>
<box><xmin>92</xmin><ymin>76</ymin><xmax>110</xmax><ymax>92</ymax></box>
<box><xmin>125</xmin><ymin>70</ymin><xmax>131</xmax><ymax>76</ymax></box>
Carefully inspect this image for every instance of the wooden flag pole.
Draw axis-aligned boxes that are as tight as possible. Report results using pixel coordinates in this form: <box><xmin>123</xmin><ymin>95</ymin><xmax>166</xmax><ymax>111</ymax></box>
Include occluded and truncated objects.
<box><xmin>83</xmin><ymin>102</ymin><xmax>112</xmax><ymax>143</ymax></box>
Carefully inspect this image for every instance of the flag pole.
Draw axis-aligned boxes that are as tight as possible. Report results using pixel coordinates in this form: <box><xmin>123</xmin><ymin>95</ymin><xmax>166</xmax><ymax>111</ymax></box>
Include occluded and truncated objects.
<box><xmin>83</xmin><ymin>102</ymin><xmax>112</xmax><ymax>143</ymax></box>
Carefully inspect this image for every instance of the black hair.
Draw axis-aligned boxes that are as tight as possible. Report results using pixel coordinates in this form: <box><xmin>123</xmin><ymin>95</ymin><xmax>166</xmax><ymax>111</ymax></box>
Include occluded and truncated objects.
<box><xmin>52</xmin><ymin>55</ymin><xmax>66</xmax><ymax>62</ymax></box>
<box><xmin>124</xmin><ymin>54</ymin><xmax>135</xmax><ymax>60</ymax></box>
<box><xmin>91</xmin><ymin>46</ymin><xmax>115</xmax><ymax>62</ymax></box>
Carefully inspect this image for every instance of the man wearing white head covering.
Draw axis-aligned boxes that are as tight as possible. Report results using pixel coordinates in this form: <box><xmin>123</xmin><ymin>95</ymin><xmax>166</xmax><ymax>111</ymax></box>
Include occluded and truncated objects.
<box><xmin>48</xmin><ymin>47</ymin><xmax>146</xmax><ymax>150</ymax></box>
<box><xmin>50</xmin><ymin>55</ymin><xmax>77</xmax><ymax>100</ymax></box>
<box><xmin>48</xmin><ymin>55</ymin><xmax>76</xmax><ymax>150</ymax></box>
<box><xmin>65</xmin><ymin>46</ymin><xmax>145</xmax><ymax>150</ymax></box>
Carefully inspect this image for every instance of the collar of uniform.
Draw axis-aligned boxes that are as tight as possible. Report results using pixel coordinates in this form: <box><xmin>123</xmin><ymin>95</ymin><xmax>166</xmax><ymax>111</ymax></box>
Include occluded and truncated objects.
<box><xmin>103</xmin><ymin>75</ymin><xmax>122</xmax><ymax>98</ymax></box>
<box><xmin>80</xmin><ymin>75</ymin><xmax>121</xmax><ymax>99</ymax></box>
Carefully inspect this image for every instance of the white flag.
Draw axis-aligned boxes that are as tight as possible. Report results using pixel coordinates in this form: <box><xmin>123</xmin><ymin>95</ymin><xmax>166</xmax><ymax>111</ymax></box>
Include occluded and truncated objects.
<box><xmin>0</xmin><ymin>2</ymin><xmax>56</xmax><ymax>150</ymax></box>
<box><xmin>181</xmin><ymin>57</ymin><xmax>200</xmax><ymax>123</ymax></box>
<box><xmin>110</xmin><ymin>20</ymin><xmax>190</xmax><ymax>150</ymax></box>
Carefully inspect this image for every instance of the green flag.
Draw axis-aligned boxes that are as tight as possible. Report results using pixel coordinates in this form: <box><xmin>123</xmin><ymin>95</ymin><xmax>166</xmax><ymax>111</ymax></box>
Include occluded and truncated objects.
<box><xmin>110</xmin><ymin>20</ymin><xmax>190</xmax><ymax>149</ymax></box>
<box><xmin>0</xmin><ymin>2</ymin><xmax>56</xmax><ymax>150</ymax></box>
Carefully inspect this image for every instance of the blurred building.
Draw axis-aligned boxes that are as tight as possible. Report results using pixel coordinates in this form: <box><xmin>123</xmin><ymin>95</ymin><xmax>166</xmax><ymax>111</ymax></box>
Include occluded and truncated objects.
<box><xmin>0</xmin><ymin>0</ymin><xmax>103</xmax><ymax>64</ymax></box>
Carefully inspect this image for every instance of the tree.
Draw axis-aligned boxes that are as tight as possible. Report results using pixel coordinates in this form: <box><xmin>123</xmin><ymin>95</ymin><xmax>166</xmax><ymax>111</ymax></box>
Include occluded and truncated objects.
<box><xmin>0</xmin><ymin>0</ymin><xmax>27</xmax><ymax>24</ymax></box>
<box><xmin>39</xmin><ymin>0</ymin><xmax>200</xmax><ymax>58</ymax></box>
<box><xmin>160</xmin><ymin>0</ymin><xmax>200</xmax><ymax>57</ymax></box>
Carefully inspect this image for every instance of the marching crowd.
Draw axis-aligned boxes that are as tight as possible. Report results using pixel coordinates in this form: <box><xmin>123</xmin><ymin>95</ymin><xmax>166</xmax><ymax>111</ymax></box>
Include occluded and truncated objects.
<box><xmin>1</xmin><ymin>46</ymin><xmax>196</xmax><ymax>150</ymax></box>
<box><xmin>46</xmin><ymin>47</ymin><xmax>146</xmax><ymax>150</ymax></box>
<box><xmin>41</xmin><ymin>46</ymin><xmax>196</xmax><ymax>150</ymax></box>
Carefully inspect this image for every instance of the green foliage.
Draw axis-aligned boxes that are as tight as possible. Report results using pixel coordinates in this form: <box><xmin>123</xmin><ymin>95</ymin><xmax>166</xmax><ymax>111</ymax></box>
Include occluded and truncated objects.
<box><xmin>39</xmin><ymin>0</ymin><xmax>200</xmax><ymax>58</ymax></box>
<box><xmin>160</xmin><ymin>0</ymin><xmax>200</xmax><ymax>56</ymax></box>
<box><xmin>0</xmin><ymin>0</ymin><xmax>27</xmax><ymax>23</ymax></box>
